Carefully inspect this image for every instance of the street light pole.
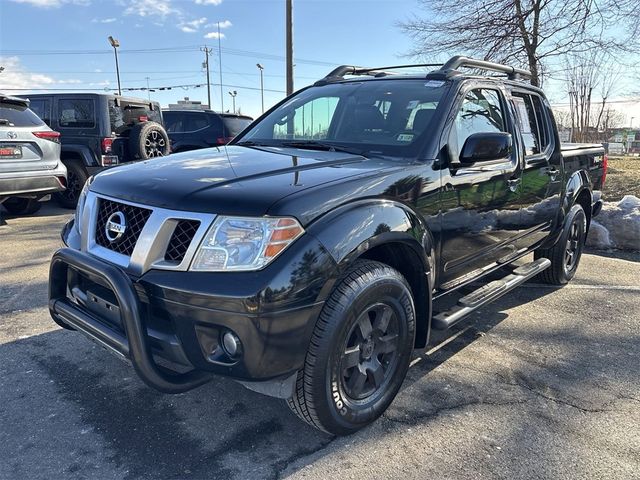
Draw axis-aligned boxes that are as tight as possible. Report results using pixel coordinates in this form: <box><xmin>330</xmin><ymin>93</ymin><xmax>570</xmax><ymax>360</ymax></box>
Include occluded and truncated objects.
<box><xmin>228</xmin><ymin>90</ymin><xmax>237</xmax><ymax>114</ymax></box>
<box><xmin>256</xmin><ymin>63</ymin><xmax>264</xmax><ymax>113</ymax></box>
<box><xmin>108</xmin><ymin>36</ymin><xmax>121</xmax><ymax>96</ymax></box>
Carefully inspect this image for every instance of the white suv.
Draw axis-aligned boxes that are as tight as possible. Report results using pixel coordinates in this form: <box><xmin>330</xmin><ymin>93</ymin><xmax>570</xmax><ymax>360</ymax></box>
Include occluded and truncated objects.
<box><xmin>0</xmin><ymin>94</ymin><xmax>67</xmax><ymax>215</ymax></box>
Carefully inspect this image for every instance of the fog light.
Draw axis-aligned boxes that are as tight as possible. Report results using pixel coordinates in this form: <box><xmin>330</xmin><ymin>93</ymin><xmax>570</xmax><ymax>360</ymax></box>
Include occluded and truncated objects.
<box><xmin>222</xmin><ymin>331</ymin><xmax>241</xmax><ymax>358</ymax></box>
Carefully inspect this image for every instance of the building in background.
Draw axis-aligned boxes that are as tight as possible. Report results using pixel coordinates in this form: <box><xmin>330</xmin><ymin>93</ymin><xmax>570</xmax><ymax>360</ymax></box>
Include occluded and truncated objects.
<box><xmin>167</xmin><ymin>97</ymin><xmax>209</xmax><ymax>111</ymax></box>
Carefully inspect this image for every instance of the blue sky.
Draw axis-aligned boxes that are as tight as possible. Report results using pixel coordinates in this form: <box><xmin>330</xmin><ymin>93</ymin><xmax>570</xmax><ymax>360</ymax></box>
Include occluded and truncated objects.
<box><xmin>0</xmin><ymin>0</ymin><xmax>422</xmax><ymax>118</ymax></box>
<box><xmin>1</xmin><ymin>0</ymin><xmax>638</xmax><ymax>123</ymax></box>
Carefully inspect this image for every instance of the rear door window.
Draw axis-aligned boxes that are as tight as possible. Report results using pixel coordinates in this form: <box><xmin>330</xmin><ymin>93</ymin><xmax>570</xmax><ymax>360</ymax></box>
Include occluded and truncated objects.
<box><xmin>28</xmin><ymin>98</ymin><xmax>52</xmax><ymax>126</ymax></box>
<box><xmin>58</xmin><ymin>99</ymin><xmax>95</xmax><ymax>128</ymax></box>
<box><xmin>0</xmin><ymin>102</ymin><xmax>45</xmax><ymax>127</ymax></box>
<box><xmin>453</xmin><ymin>88</ymin><xmax>506</xmax><ymax>156</ymax></box>
<box><xmin>163</xmin><ymin>112</ymin><xmax>185</xmax><ymax>133</ymax></box>
<box><xmin>184</xmin><ymin>113</ymin><xmax>210</xmax><ymax>132</ymax></box>
<box><xmin>512</xmin><ymin>93</ymin><xmax>545</xmax><ymax>156</ymax></box>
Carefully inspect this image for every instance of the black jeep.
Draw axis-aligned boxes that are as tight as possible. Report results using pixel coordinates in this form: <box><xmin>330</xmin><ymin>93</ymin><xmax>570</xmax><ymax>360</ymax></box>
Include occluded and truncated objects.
<box><xmin>21</xmin><ymin>93</ymin><xmax>169</xmax><ymax>208</ymax></box>
<box><xmin>49</xmin><ymin>57</ymin><xmax>606</xmax><ymax>435</ymax></box>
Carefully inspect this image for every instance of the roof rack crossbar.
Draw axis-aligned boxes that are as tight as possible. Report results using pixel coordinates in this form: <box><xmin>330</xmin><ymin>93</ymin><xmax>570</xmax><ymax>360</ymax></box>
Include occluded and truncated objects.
<box><xmin>315</xmin><ymin>63</ymin><xmax>443</xmax><ymax>85</ymax></box>
<box><xmin>439</xmin><ymin>56</ymin><xmax>532</xmax><ymax>80</ymax></box>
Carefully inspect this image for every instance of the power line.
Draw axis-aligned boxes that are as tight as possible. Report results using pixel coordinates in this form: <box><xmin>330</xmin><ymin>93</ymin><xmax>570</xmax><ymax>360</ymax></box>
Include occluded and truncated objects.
<box><xmin>1</xmin><ymin>81</ymin><xmax>287</xmax><ymax>93</ymax></box>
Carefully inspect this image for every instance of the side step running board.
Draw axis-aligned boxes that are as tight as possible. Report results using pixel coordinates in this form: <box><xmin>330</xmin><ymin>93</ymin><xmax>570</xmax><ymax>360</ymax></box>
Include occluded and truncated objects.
<box><xmin>432</xmin><ymin>258</ymin><xmax>551</xmax><ymax>330</ymax></box>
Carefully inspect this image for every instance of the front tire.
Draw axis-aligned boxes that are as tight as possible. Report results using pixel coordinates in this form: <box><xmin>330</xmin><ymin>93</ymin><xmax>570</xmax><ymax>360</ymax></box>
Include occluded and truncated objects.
<box><xmin>535</xmin><ymin>203</ymin><xmax>587</xmax><ymax>285</ymax></box>
<box><xmin>287</xmin><ymin>261</ymin><xmax>416</xmax><ymax>435</ymax></box>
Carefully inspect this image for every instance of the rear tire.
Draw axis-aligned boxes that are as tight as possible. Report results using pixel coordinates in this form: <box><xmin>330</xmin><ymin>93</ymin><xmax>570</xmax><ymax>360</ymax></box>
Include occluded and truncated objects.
<box><xmin>534</xmin><ymin>203</ymin><xmax>586</xmax><ymax>285</ymax></box>
<box><xmin>287</xmin><ymin>260</ymin><xmax>416</xmax><ymax>435</ymax></box>
<box><xmin>2</xmin><ymin>197</ymin><xmax>41</xmax><ymax>215</ymax></box>
<box><xmin>129</xmin><ymin>122</ymin><xmax>170</xmax><ymax>160</ymax></box>
<box><xmin>55</xmin><ymin>160</ymin><xmax>88</xmax><ymax>209</ymax></box>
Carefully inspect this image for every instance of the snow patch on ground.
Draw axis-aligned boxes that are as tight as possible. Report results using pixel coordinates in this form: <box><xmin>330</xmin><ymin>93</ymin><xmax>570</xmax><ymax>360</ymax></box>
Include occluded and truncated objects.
<box><xmin>587</xmin><ymin>195</ymin><xmax>640</xmax><ymax>251</ymax></box>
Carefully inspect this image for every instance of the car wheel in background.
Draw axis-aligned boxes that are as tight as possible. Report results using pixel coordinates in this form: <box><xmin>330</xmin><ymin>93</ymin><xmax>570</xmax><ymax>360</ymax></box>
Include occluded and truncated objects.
<box><xmin>2</xmin><ymin>197</ymin><xmax>42</xmax><ymax>215</ymax></box>
<box><xmin>129</xmin><ymin>122</ymin><xmax>170</xmax><ymax>160</ymax></box>
<box><xmin>55</xmin><ymin>160</ymin><xmax>88</xmax><ymax>209</ymax></box>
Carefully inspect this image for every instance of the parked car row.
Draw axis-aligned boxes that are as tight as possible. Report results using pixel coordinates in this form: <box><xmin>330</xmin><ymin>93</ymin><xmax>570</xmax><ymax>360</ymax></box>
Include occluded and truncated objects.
<box><xmin>1</xmin><ymin>92</ymin><xmax>253</xmax><ymax>215</ymax></box>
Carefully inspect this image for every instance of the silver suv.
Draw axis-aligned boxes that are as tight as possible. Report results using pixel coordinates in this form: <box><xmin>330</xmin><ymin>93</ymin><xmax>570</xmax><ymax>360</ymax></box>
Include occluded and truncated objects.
<box><xmin>0</xmin><ymin>94</ymin><xmax>66</xmax><ymax>216</ymax></box>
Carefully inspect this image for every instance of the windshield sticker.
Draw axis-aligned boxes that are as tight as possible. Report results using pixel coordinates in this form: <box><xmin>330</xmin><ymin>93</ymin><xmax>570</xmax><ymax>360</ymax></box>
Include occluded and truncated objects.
<box><xmin>424</xmin><ymin>80</ymin><xmax>445</xmax><ymax>88</ymax></box>
<box><xmin>406</xmin><ymin>100</ymin><xmax>420</xmax><ymax>110</ymax></box>
<box><xmin>397</xmin><ymin>133</ymin><xmax>414</xmax><ymax>142</ymax></box>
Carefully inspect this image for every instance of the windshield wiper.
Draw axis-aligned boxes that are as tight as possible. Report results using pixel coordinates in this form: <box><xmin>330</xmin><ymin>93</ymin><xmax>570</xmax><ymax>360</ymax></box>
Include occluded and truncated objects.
<box><xmin>279</xmin><ymin>140</ymin><xmax>369</xmax><ymax>156</ymax></box>
<box><xmin>235</xmin><ymin>140</ymin><xmax>274</xmax><ymax>147</ymax></box>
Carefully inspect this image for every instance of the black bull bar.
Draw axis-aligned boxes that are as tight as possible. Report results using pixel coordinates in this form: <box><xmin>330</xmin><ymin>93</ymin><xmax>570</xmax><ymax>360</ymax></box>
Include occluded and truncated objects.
<box><xmin>49</xmin><ymin>247</ymin><xmax>212</xmax><ymax>393</ymax></box>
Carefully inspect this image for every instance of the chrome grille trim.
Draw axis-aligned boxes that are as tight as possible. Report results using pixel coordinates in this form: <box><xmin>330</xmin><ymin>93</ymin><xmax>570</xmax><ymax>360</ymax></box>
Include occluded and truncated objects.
<box><xmin>81</xmin><ymin>192</ymin><xmax>215</xmax><ymax>275</ymax></box>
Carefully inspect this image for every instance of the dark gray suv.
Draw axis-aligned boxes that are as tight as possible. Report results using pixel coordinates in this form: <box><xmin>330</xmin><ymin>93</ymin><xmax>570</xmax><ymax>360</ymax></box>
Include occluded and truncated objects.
<box><xmin>21</xmin><ymin>93</ymin><xmax>169</xmax><ymax>208</ymax></box>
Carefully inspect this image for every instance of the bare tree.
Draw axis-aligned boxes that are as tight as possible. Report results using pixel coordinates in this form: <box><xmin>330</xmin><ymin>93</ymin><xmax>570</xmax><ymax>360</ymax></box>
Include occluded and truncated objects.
<box><xmin>400</xmin><ymin>0</ymin><xmax>619</xmax><ymax>86</ymax></box>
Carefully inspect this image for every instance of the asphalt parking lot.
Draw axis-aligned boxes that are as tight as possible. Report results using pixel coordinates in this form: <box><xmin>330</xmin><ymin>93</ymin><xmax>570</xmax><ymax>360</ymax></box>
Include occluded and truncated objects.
<box><xmin>1</xmin><ymin>203</ymin><xmax>639</xmax><ymax>480</ymax></box>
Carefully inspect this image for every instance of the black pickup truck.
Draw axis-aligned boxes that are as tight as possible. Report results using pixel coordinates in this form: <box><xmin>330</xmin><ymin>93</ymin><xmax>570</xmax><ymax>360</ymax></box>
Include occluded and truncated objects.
<box><xmin>49</xmin><ymin>56</ymin><xmax>606</xmax><ymax>435</ymax></box>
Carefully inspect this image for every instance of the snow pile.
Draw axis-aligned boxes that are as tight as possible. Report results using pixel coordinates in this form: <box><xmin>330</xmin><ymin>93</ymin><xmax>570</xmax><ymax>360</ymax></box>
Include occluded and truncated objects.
<box><xmin>587</xmin><ymin>195</ymin><xmax>640</xmax><ymax>251</ymax></box>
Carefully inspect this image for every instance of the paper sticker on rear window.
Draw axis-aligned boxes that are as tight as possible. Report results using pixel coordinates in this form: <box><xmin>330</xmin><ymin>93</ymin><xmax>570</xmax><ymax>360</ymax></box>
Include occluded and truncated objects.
<box><xmin>397</xmin><ymin>133</ymin><xmax>414</xmax><ymax>142</ymax></box>
<box><xmin>424</xmin><ymin>80</ymin><xmax>445</xmax><ymax>88</ymax></box>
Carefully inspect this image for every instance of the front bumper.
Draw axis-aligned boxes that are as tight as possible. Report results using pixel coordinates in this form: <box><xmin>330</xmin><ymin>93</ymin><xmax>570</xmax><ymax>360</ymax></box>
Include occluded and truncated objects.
<box><xmin>49</xmin><ymin>232</ymin><xmax>338</xmax><ymax>393</ymax></box>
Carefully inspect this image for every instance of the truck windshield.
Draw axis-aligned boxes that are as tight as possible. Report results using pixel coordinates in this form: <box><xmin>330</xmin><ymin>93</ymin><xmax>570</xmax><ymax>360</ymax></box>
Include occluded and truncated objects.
<box><xmin>238</xmin><ymin>79</ymin><xmax>449</xmax><ymax>156</ymax></box>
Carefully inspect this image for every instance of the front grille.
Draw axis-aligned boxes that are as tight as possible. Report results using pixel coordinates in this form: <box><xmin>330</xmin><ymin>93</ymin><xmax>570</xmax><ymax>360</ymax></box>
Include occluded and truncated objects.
<box><xmin>95</xmin><ymin>199</ymin><xmax>152</xmax><ymax>256</ymax></box>
<box><xmin>164</xmin><ymin>220</ymin><xmax>200</xmax><ymax>263</ymax></box>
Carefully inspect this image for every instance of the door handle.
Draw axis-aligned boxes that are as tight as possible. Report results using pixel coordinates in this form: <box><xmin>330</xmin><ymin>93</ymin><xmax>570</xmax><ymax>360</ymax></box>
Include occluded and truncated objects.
<box><xmin>545</xmin><ymin>167</ymin><xmax>560</xmax><ymax>176</ymax></box>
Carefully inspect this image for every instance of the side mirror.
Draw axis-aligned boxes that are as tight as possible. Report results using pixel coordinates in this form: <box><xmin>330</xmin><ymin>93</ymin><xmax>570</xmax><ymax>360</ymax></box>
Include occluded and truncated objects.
<box><xmin>459</xmin><ymin>132</ymin><xmax>512</xmax><ymax>165</ymax></box>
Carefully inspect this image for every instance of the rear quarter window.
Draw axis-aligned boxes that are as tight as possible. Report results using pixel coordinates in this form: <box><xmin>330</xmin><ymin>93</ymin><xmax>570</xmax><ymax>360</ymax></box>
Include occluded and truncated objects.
<box><xmin>0</xmin><ymin>103</ymin><xmax>45</xmax><ymax>127</ymax></box>
<box><xmin>58</xmin><ymin>99</ymin><xmax>96</xmax><ymax>128</ymax></box>
<box><xmin>222</xmin><ymin>117</ymin><xmax>252</xmax><ymax>136</ymax></box>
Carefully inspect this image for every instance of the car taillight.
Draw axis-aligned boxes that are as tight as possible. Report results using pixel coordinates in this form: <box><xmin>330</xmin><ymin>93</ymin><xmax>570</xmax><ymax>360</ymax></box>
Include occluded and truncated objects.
<box><xmin>216</xmin><ymin>136</ymin><xmax>234</xmax><ymax>145</ymax></box>
<box><xmin>139</xmin><ymin>116</ymin><xmax>148</xmax><ymax>122</ymax></box>
<box><xmin>602</xmin><ymin>154</ymin><xmax>608</xmax><ymax>186</ymax></box>
<box><xmin>102</xmin><ymin>137</ymin><xmax>113</xmax><ymax>154</ymax></box>
<box><xmin>33</xmin><ymin>131</ymin><xmax>60</xmax><ymax>143</ymax></box>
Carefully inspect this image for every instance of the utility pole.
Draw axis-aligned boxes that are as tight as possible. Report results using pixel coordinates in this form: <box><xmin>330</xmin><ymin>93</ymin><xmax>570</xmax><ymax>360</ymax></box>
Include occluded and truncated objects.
<box><xmin>228</xmin><ymin>90</ymin><xmax>237</xmax><ymax>114</ymax></box>
<box><xmin>200</xmin><ymin>46</ymin><xmax>213</xmax><ymax>109</ymax></box>
<box><xmin>108</xmin><ymin>36</ymin><xmax>121</xmax><ymax>96</ymax></box>
<box><xmin>256</xmin><ymin>63</ymin><xmax>265</xmax><ymax>113</ymax></box>
<box><xmin>285</xmin><ymin>0</ymin><xmax>294</xmax><ymax>96</ymax></box>
<box><xmin>218</xmin><ymin>22</ymin><xmax>224</xmax><ymax>112</ymax></box>
<box><xmin>145</xmin><ymin>77</ymin><xmax>151</xmax><ymax>101</ymax></box>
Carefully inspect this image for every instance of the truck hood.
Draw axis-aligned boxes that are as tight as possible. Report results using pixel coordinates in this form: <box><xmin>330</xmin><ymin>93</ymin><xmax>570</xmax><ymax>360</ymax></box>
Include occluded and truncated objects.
<box><xmin>90</xmin><ymin>145</ymin><xmax>380</xmax><ymax>216</ymax></box>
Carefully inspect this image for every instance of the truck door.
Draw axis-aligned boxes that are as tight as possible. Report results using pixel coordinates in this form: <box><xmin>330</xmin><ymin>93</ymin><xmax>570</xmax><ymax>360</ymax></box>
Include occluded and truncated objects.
<box><xmin>510</xmin><ymin>91</ymin><xmax>562</xmax><ymax>247</ymax></box>
<box><xmin>439</xmin><ymin>86</ymin><xmax>523</xmax><ymax>286</ymax></box>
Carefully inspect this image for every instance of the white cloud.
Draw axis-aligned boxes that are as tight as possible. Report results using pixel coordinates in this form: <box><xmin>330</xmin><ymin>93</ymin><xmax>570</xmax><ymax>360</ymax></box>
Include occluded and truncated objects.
<box><xmin>123</xmin><ymin>0</ymin><xmax>175</xmax><ymax>18</ymax></box>
<box><xmin>195</xmin><ymin>0</ymin><xmax>223</xmax><ymax>5</ymax></box>
<box><xmin>9</xmin><ymin>0</ymin><xmax>89</xmax><ymax>7</ymax></box>
<box><xmin>204</xmin><ymin>31</ymin><xmax>225</xmax><ymax>39</ymax></box>
<box><xmin>0</xmin><ymin>56</ymin><xmax>83</xmax><ymax>91</ymax></box>
<box><xmin>92</xmin><ymin>17</ymin><xmax>116</xmax><ymax>23</ymax></box>
<box><xmin>178</xmin><ymin>16</ymin><xmax>207</xmax><ymax>33</ymax></box>
<box><xmin>205</xmin><ymin>19</ymin><xmax>231</xmax><ymax>29</ymax></box>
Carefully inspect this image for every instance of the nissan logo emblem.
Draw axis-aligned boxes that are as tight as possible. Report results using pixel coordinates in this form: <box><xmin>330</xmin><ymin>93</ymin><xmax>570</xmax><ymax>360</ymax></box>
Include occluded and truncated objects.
<box><xmin>7</xmin><ymin>131</ymin><xmax>17</xmax><ymax>139</ymax></box>
<box><xmin>105</xmin><ymin>211</ymin><xmax>127</xmax><ymax>242</ymax></box>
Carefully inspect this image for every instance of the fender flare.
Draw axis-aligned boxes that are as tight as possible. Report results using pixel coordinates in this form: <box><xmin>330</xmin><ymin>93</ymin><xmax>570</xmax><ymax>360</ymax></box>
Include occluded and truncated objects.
<box><xmin>544</xmin><ymin>169</ymin><xmax>593</xmax><ymax>248</ymax></box>
<box><xmin>306</xmin><ymin>200</ymin><xmax>436</xmax><ymax>347</ymax></box>
<box><xmin>61</xmin><ymin>144</ymin><xmax>98</xmax><ymax>167</ymax></box>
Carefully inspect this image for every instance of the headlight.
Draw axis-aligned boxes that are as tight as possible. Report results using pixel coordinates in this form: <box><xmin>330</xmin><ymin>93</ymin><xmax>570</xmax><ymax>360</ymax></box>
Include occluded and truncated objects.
<box><xmin>191</xmin><ymin>216</ymin><xmax>304</xmax><ymax>271</ymax></box>
<box><xmin>74</xmin><ymin>176</ymin><xmax>93</xmax><ymax>232</ymax></box>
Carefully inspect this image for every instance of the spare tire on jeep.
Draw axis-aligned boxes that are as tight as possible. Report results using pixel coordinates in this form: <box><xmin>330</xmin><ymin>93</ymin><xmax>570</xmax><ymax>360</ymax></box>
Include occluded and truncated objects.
<box><xmin>129</xmin><ymin>121</ymin><xmax>170</xmax><ymax>159</ymax></box>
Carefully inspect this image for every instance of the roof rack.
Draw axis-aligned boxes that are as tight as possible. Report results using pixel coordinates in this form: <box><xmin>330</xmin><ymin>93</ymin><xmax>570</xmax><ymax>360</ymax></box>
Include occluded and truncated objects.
<box><xmin>314</xmin><ymin>56</ymin><xmax>531</xmax><ymax>85</ymax></box>
<box><xmin>314</xmin><ymin>63</ymin><xmax>442</xmax><ymax>86</ymax></box>
<box><xmin>427</xmin><ymin>56</ymin><xmax>532</xmax><ymax>81</ymax></box>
